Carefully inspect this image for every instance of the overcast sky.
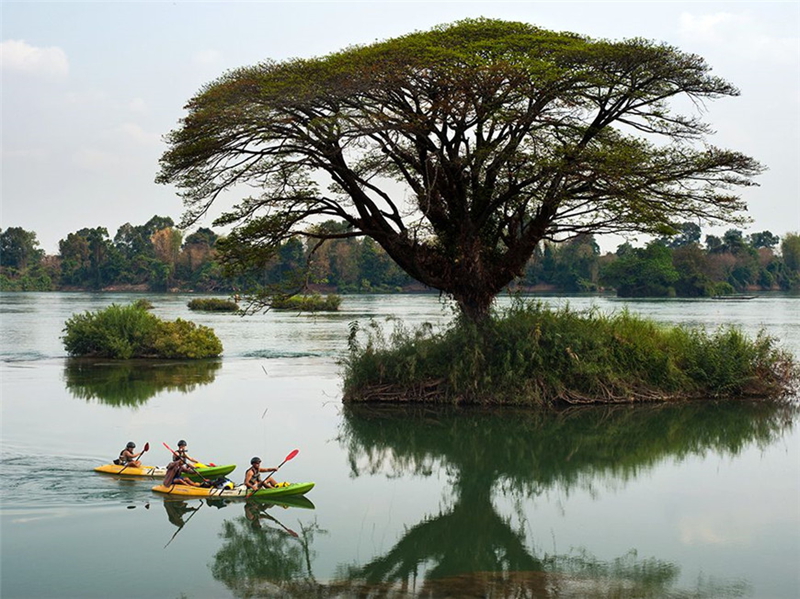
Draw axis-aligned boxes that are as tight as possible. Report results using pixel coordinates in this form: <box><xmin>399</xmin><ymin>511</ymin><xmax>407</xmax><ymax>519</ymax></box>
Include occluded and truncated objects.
<box><xmin>2</xmin><ymin>1</ymin><xmax>799</xmax><ymax>255</ymax></box>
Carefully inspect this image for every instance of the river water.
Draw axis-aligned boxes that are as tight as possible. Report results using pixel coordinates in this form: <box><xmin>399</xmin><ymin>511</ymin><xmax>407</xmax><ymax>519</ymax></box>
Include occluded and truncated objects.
<box><xmin>1</xmin><ymin>292</ymin><xmax>798</xmax><ymax>599</ymax></box>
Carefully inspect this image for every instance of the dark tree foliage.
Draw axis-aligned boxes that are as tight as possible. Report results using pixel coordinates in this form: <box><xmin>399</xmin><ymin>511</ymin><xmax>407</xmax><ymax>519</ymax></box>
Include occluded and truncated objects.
<box><xmin>600</xmin><ymin>241</ymin><xmax>679</xmax><ymax>297</ymax></box>
<box><xmin>158</xmin><ymin>18</ymin><xmax>762</xmax><ymax>322</ymax></box>
<box><xmin>0</xmin><ymin>227</ymin><xmax>45</xmax><ymax>270</ymax></box>
<box><xmin>747</xmin><ymin>230</ymin><xmax>780</xmax><ymax>249</ymax></box>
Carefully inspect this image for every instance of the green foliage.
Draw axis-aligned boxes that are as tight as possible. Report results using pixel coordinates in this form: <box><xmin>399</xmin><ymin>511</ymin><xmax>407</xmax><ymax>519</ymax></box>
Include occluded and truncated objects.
<box><xmin>132</xmin><ymin>298</ymin><xmax>154</xmax><ymax>310</ymax></box>
<box><xmin>600</xmin><ymin>242</ymin><xmax>679</xmax><ymax>297</ymax></box>
<box><xmin>187</xmin><ymin>297</ymin><xmax>240</xmax><ymax>312</ymax></box>
<box><xmin>0</xmin><ymin>227</ymin><xmax>44</xmax><ymax>269</ymax></box>
<box><xmin>271</xmin><ymin>293</ymin><xmax>342</xmax><ymax>311</ymax></box>
<box><xmin>0</xmin><ymin>268</ymin><xmax>54</xmax><ymax>291</ymax></box>
<box><xmin>782</xmin><ymin>232</ymin><xmax>800</xmax><ymax>288</ymax></box>
<box><xmin>150</xmin><ymin>318</ymin><xmax>223</xmax><ymax>359</ymax></box>
<box><xmin>62</xmin><ymin>302</ymin><xmax>222</xmax><ymax>359</ymax></box>
<box><xmin>342</xmin><ymin>301</ymin><xmax>798</xmax><ymax>405</ymax></box>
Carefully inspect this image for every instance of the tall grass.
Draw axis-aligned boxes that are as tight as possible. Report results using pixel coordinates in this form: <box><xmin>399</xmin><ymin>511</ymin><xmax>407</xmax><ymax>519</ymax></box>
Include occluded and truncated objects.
<box><xmin>342</xmin><ymin>301</ymin><xmax>799</xmax><ymax>405</ymax></box>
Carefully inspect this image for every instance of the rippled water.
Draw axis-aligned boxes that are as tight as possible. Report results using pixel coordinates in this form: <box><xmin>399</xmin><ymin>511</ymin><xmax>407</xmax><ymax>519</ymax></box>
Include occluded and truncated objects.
<box><xmin>1</xmin><ymin>292</ymin><xmax>798</xmax><ymax>598</ymax></box>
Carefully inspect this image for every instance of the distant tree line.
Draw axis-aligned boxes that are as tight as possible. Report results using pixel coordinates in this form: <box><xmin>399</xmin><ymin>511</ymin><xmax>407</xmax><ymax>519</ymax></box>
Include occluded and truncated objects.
<box><xmin>522</xmin><ymin>223</ymin><xmax>800</xmax><ymax>296</ymax></box>
<box><xmin>1</xmin><ymin>218</ymin><xmax>799</xmax><ymax>297</ymax></box>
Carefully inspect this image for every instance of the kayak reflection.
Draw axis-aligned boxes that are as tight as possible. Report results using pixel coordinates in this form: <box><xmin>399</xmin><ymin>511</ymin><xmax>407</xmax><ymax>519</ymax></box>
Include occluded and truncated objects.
<box><xmin>64</xmin><ymin>358</ymin><xmax>221</xmax><ymax>407</ymax></box>
<box><xmin>163</xmin><ymin>499</ymin><xmax>200</xmax><ymax>528</ymax></box>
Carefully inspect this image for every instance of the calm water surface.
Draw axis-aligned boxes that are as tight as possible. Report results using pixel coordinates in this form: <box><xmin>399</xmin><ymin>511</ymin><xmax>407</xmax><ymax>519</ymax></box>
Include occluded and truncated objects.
<box><xmin>1</xmin><ymin>292</ymin><xmax>798</xmax><ymax>598</ymax></box>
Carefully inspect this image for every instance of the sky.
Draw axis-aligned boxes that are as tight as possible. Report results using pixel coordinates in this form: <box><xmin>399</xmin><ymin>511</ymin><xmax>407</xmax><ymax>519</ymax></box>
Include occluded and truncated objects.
<box><xmin>2</xmin><ymin>1</ymin><xmax>799</xmax><ymax>255</ymax></box>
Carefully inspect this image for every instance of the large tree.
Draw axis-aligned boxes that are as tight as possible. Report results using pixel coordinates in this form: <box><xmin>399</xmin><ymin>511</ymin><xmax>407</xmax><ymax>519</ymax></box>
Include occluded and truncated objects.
<box><xmin>158</xmin><ymin>19</ymin><xmax>762</xmax><ymax>322</ymax></box>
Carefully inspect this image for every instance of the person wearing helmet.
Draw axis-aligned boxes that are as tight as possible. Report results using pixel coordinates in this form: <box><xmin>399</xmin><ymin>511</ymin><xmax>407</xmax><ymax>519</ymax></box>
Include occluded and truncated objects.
<box><xmin>163</xmin><ymin>453</ymin><xmax>201</xmax><ymax>487</ymax></box>
<box><xmin>117</xmin><ymin>441</ymin><xmax>144</xmax><ymax>468</ymax></box>
<box><xmin>243</xmin><ymin>456</ymin><xmax>278</xmax><ymax>491</ymax></box>
<box><xmin>171</xmin><ymin>440</ymin><xmax>198</xmax><ymax>466</ymax></box>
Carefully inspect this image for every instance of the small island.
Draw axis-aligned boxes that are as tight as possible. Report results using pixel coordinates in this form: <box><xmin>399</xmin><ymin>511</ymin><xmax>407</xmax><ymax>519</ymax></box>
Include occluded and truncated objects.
<box><xmin>62</xmin><ymin>301</ymin><xmax>223</xmax><ymax>359</ymax></box>
<box><xmin>187</xmin><ymin>298</ymin><xmax>240</xmax><ymax>312</ymax></box>
<box><xmin>271</xmin><ymin>293</ymin><xmax>342</xmax><ymax>312</ymax></box>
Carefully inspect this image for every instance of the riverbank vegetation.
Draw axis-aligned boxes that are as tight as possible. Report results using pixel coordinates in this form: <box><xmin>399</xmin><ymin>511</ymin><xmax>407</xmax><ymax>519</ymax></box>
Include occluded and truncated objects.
<box><xmin>62</xmin><ymin>302</ymin><xmax>223</xmax><ymax>359</ymax></box>
<box><xmin>342</xmin><ymin>301</ymin><xmax>799</xmax><ymax>405</ymax></box>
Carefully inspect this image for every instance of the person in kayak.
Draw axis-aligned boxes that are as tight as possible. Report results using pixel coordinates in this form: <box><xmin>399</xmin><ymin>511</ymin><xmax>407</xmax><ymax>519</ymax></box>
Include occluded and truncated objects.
<box><xmin>171</xmin><ymin>440</ymin><xmax>198</xmax><ymax>466</ymax></box>
<box><xmin>163</xmin><ymin>455</ymin><xmax>201</xmax><ymax>487</ymax></box>
<box><xmin>116</xmin><ymin>441</ymin><xmax>144</xmax><ymax>467</ymax></box>
<box><xmin>244</xmin><ymin>457</ymin><xmax>278</xmax><ymax>491</ymax></box>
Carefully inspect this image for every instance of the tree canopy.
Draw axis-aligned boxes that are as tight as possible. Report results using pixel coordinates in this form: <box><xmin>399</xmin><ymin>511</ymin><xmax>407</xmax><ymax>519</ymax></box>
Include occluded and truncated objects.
<box><xmin>158</xmin><ymin>18</ymin><xmax>763</xmax><ymax>321</ymax></box>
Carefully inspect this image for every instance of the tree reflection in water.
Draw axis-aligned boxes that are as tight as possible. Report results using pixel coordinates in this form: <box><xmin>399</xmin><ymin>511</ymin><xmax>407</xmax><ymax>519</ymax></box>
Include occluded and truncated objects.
<box><xmin>63</xmin><ymin>358</ymin><xmax>221</xmax><ymax>406</ymax></box>
<box><xmin>211</xmin><ymin>401</ymin><xmax>795</xmax><ymax>597</ymax></box>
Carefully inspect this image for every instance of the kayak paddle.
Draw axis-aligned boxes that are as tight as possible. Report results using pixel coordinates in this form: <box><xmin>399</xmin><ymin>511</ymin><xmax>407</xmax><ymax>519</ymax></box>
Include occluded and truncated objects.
<box><xmin>247</xmin><ymin>449</ymin><xmax>299</xmax><ymax>498</ymax></box>
<box><xmin>117</xmin><ymin>442</ymin><xmax>149</xmax><ymax>475</ymax></box>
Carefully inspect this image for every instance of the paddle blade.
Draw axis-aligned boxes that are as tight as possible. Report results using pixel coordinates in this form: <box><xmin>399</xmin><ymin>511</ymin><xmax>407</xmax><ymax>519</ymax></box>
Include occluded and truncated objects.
<box><xmin>284</xmin><ymin>449</ymin><xmax>299</xmax><ymax>462</ymax></box>
<box><xmin>143</xmin><ymin>442</ymin><xmax>150</xmax><ymax>452</ymax></box>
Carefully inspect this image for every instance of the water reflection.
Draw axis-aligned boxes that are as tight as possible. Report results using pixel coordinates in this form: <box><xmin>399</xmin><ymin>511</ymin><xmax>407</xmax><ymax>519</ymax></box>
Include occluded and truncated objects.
<box><xmin>326</xmin><ymin>401</ymin><xmax>795</xmax><ymax>598</ymax></box>
<box><xmin>340</xmin><ymin>401</ymin><xmax>796</xmax><ymax>494</ymax></box>
<box><xmin>211</xmin><ymin>501</ymin><xmax>325</xmax><ymax>597</ymax></box>
<box><xmin>63</xmin><ymin>358</ymin><xmax>221</xmax><ymax>406</ymax></box>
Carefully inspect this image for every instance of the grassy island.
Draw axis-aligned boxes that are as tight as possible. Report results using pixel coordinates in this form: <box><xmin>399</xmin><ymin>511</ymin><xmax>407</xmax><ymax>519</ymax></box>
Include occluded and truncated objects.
<box><xmin>343</xmin><ymin>302</ymin><xmax>798</xmax><ymax>405</ymax></box>
<box><xmin>187</xmin><ymin>298</ymin><xmax>240</xmax><ymax>312</ymax></box>
<box><xmin>63</xmin><ymin>302</ymin><xmax>223</xmax><ymax>359</ymax></box>
<box><xmin>271</xmin><ymin>293</ymin><xmax>342</xmax><ymax>312</ymax></box>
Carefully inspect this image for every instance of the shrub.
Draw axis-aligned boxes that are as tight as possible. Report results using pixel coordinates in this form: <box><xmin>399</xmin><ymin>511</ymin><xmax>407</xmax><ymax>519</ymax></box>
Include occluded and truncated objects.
<box><xmin>62</xmin><ymin>303</ymin><xmax>223</xmax><ymax>359</ymax></box>
<box><xmin>271</xmin><ymin>293</ymin><xmax>342</xmax><ymax>311</ymax></box>
<box><xmin>187</xmin><ymin>298</ymin><xmax>239</xmax><ymax>312</ymax></box>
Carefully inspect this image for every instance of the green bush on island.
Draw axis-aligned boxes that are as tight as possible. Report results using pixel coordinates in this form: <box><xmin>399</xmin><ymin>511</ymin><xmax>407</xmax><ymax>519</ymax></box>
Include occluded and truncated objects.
<box><xmin>187</xmin><ymin>298</ymin><xmax>240</xmax><ymax>312</ymax></box>
<box><xmin>271</xmin><ymin>293</ymin><xmax>342</xmax><ymax>312</ymax></box>
<box><xmin>62</xmin><ymin>302</ymin><xmax>223</xmax><ymax>359</ymax></box>
<box><xmin>342</xmin><ymin>301</ymin><xmax>799</xmax><ymax>405</ymax></box>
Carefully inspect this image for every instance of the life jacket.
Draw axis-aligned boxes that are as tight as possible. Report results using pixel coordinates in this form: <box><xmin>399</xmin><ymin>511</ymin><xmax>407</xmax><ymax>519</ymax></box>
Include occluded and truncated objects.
<box><xmin>245</xmin><ymin>466</ymin><xmax>260</xmax><ymax>487</ymax></box>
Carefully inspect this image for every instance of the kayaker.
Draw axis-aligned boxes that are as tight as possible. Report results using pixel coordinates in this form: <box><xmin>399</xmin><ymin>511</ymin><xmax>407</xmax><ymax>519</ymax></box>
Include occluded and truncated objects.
<box><xmin>244</xmin><ymin>457</ymin><xmax>278</xmax><ymax>491</ymax></box>
<box><xmin>171</xmin><ymin>440</ymin><xmax>198</xmax><ymax>466</ymax></box>
<box><xmin>116</xmin><ymin>441</ymin><xmax>144</xmax><ymax>468</ymax></box>
<box><xmin>163</xmin><ymin>456</ymin><xmax>201</xmax><ymax>487</ymax></box>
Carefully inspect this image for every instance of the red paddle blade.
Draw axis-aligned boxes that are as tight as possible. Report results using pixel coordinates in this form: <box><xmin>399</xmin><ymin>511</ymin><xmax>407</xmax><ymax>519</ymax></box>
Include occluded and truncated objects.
<box><xmin>285</xmin><ymin>449</ymin><xmax>299</xmax><ymax>462</ymax></box>
<box><xmin>143</xmin><ymin>442</ymin><xmax>150</xmax><ymax>451</ymax></box>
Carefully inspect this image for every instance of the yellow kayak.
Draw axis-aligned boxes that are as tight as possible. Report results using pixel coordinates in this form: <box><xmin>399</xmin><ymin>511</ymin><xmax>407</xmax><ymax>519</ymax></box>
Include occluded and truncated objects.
<box><xmin>94</xmin><ymin>463</ymin><xmax>236</xmax><ymax>481</ymax></box>
<box><xmin>152</xmin><ymin>481</ymin><xmax>314</xmax><ymax>499</ymax></box>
